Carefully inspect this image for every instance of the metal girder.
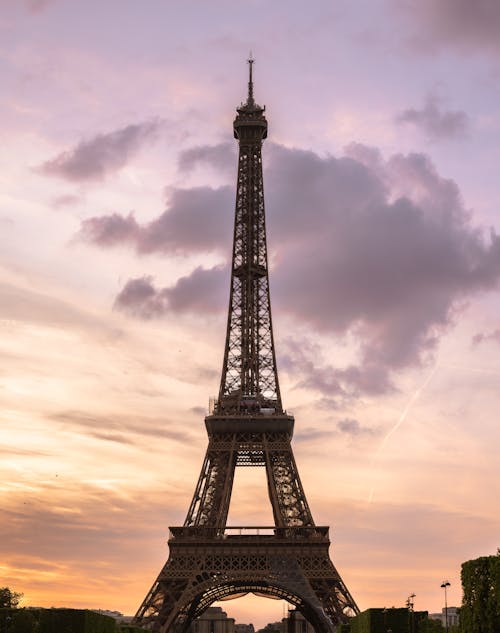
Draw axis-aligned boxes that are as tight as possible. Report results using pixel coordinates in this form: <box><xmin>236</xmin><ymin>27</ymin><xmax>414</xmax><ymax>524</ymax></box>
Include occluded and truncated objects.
<box><xmin>183</xmin><ymin>428</ymin><xmax>313</xmax><ymax>529</ymax></box>
<box><xmin>216</xmin><ymin>73</ymin><xmax>281</xmax><ymax>417</ymax></box>
<box><xmin>133</xmin><ymin>61</ymin><xmax>359</xmax><ymax>633</ymax></box>
<box><xmin>134</xmin><ymin>532</ymin><xmax>357</xmax><ymax>633</ymax></box>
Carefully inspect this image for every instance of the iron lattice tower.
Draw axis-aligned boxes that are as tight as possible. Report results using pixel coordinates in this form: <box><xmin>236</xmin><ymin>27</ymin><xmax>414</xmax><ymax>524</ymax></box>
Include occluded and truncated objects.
<box><xmin>133</xmin><ymin>60</ymin><xmax>359</xmax><ymax>633</ymax></box>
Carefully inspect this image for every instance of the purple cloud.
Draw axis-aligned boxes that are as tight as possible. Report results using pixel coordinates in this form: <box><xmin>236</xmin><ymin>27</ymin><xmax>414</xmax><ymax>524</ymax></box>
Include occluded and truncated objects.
<box><xmin>114</xmin><ymin>266</ymin><xmax>228</xmax><ymax>319</ymax></box>
<box><xmin>113</xmin><ymin>277</ymin><xmax>162</xmax><ymax>318</ymax></box>
<box><xmin>39</xmin><ymin>120</ymin><xmax>161</xmax><ymax>182</ymax></box>
<box><xmin>280</xmin><ymin>337</ymin><xmax>393</xmax><ymax>397</ymax></box>
<box><xmin>266</xmin><ymin>144</ymin><xmax>500</xmax><ymax>375</ymax></box>
<box><xmin>178</xmin><ymin>142</ymin><xmax>236</xmax><ymax>175</ymax></box>
<box><xmin>337</xmin><ymin>418</ymin><xmax>375</xmax><ymax>436</ymax></box>
<box><xmin>51</xmin><ymin>194</ymin><xmax>81</xmax><ymax>209</ymax></box>
<box><xmin>82</xmin><ymin>142</ymin><xmax>500</xmax><ymax>394</ymax></box>
<box><xmin>279</xmin><ymin>337</ymin><xmax>343</xmax><ymax>396</ymax></box>
<box><xmin>399</xmin><ymin>0</ymin><xmax>500</xmax><ymax>55</ymax></box>
<box><xmin>79</xmin><ymin>186</ymin><xmax>233</xmax><ymax>254</ymax></box>
<box><xmin>397</xmin><ymin>95</ymin><xmax>469</xmax><ymax>140</ymax></box>
<box><xmin>79</xmin><ymin>212</ymin><xmax>140</xmax><ymax>247</ymax></box>
<box><xmin>472</xmin><ymin>329</ymin><xmax>500</xmax><ymax>345</ymax></box>
<box><xmin>23</xmin><ymin>0</ymin><xmax>56</xmax><ymax>12</ymax></box>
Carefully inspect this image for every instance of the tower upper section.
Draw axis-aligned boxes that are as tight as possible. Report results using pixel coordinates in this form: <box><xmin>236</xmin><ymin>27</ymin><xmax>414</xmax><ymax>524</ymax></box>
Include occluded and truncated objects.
<box><xmin>233</xmin><ymin>58</ymin><xmax>268</xmax><ymax>143</ymax></box>
<box><xmin>214</xmin><ymin>59</ymin><xmax>283</xmax><ymax>417</ymax></box>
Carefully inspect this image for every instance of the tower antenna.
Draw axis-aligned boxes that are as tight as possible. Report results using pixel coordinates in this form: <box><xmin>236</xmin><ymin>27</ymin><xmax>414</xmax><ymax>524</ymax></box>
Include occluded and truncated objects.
<box><xmin>247</xmin><ymin>53</ymin><xmax>254</xmax><ymax>105</ymax></box>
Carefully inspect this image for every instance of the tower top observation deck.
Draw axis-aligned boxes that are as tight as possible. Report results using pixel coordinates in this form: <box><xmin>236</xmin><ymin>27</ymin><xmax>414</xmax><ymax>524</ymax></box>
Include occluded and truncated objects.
<box><xmin>233</xmin><ymin>57</ymin><xmax>268</xmax><ymax>141</ymax></box>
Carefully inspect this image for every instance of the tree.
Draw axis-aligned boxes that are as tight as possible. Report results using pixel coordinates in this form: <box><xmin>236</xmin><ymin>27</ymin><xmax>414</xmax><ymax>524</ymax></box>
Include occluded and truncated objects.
<box><xmin>0</xmin><ymin>588</ymin><xmax>23</xmax><ymax>609</ymax></box>
<box><xmin>417</xmin><ymin>618</ymin><xmax>443</xmax><ymax>633</ymax></box>
<box><xmin>461</xmin><ymin>552</ymin><xmax>500</xmax><ymax>633</ymax></box>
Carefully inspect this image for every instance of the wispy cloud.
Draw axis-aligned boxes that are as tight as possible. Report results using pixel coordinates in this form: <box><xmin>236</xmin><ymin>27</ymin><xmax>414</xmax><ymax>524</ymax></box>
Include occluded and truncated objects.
<box><xmin>48</xmin><ymin>410</ymin><xmax>195</xmax><ymax>445</ymax></box>
<box><xmin>337</xmin><ymin>418</ymin><xmax>376</xmax><ymax>437</ymax></box>
<box><xmin>472</xmin><ymin>328</ymin><xmax>500</xmax><ymax>345</ymax></box>
<box><xmin>0</xmin><ymin>280</ymin><xmax>122</xmax><ymax>337</ymax></box>
<box><xmin>23</xmin><ymin>0</ymin><xmax>57</xmax><ymax>13</ymax></box>
<box><xmin>38</xmin><ymin>120</ymin><xmax>162</xmax><ymax>182</ymax></box>
<box><xmin>178</xmin><ymin>142</ymin><xmax>236</xmax><ymax>175</ymax></box>
<box><xmin>0</xmin><ymin>485</ymin><xmax>187</xmax><ymax>611</ymax></box>
<box><xmin>51</xmin><ymin>194</ymin><xmax>82</xmax><ymax>209</ymax></box>
<box><xmin>397</xmin><ymin>94</ymin><xmax>470</xmax><ymax>140</ymax></box>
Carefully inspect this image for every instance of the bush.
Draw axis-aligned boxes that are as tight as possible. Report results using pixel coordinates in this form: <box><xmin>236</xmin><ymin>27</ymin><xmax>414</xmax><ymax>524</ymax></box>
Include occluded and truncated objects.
<box><xmin>9</xmin><ymin>610</ymin><xmax>36</xmax><ymax>633</ymax></box>
<box><xmin>461</xmin><ymin>553</ymin><xmax>500</xmax><ymax>633</ymax></box>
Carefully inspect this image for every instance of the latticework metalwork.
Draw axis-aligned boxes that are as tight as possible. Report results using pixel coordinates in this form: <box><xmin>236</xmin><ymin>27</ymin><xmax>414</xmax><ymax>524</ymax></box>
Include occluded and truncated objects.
<box><xmin>134</xmin><ymin>528</ymin><xmax>358</xmax><ymax>633</ymax></box>
<box><xmin>183</xmin><ymin>421</ymin><xmax>314</xmax><ymax>529</ymax></box>
<box><xmin>133</xmin><ymin>60</ymin><xmax>359</xmax><ymax>633</ymax></box>
<box><xmin>217</xmin><ymin>58</ymin><xmax>281</xmax><ymax>416</ymax></box>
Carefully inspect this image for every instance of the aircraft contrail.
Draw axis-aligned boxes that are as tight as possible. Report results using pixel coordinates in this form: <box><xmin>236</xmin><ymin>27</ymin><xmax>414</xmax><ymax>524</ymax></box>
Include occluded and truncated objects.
<box><xmin>367</xmin><ymin>363</ymin><xmax>439</xmax><ymax>504</ymax></box>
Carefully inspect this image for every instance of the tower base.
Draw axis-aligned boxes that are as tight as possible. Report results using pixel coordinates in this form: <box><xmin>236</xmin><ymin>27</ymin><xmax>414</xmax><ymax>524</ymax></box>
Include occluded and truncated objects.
<box><xmin>133</xmin><ymin>527</ymin><xmax>357</xmax><ymax>633</ymax></box>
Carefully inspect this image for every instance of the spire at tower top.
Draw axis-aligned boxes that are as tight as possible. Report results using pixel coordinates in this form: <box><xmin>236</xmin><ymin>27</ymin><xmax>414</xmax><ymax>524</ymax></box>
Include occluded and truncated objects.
<box><xmin>236</xmin><ymin>54</ymin><xmax>265</xmax><ymax>118</ymax></box>
<box><xmin>247</xmin><ymin>54</ymin><xmax>254</xmax><ymax>106</ymax></box>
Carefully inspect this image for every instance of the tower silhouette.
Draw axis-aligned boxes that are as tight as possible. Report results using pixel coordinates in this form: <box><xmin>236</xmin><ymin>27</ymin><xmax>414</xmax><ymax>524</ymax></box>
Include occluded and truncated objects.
<box><xmin>133</xmin><ymin>60</ymin><xmax>359</xmax><ymax>633</ymax></box>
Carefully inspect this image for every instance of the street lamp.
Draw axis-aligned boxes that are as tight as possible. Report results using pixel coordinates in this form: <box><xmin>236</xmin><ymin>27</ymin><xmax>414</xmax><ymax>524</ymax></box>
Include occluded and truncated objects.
<box><xmin>406</xmin><ymin>594</ymin><xmax>416</xmax><ymax>633</ymax></box>
<box><xmin>441</xmin><ymin>581</ymin><xmax>450</xmax><ymax>633</ymax></box>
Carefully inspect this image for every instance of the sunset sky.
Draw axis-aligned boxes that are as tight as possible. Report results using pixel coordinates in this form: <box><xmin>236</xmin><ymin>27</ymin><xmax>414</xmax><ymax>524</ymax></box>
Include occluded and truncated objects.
<box><xmin>1</xmin><ymin>0</ymin><xmax>500</xmax><ymax>627</ymax></box>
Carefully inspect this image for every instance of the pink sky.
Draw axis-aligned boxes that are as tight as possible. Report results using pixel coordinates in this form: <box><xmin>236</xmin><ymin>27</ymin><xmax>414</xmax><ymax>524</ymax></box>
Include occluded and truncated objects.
<box><xmin>1</xmin><ymin>1</ymin><xmax>500</xmax><ymax>628</ymax></box>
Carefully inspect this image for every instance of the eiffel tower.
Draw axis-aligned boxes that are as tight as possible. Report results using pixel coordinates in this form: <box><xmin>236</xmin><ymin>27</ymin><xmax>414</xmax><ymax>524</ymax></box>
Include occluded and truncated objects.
<box><xmin>133</xmin><ymin>59</ymin><xmax>359</xmax><ymax>633</ymax></box>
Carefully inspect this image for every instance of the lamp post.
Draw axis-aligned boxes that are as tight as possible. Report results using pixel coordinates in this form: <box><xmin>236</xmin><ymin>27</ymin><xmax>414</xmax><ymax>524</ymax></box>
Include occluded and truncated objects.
<box><xmin>441</xmin><ymin>581</ymin><xmax>450</xmax><ymax>633</ymax></box>
<box><xmin>406</xmin><ymin>594</ymin><xmax>416</xmax><ymax>633</ymax></box>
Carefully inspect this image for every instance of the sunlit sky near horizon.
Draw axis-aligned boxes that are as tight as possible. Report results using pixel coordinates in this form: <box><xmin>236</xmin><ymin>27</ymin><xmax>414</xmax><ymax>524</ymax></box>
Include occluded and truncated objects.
<box><xmin>1</xmin><ymin>0</ymin><xmax>500</xmax><ymax>628</ymax></box>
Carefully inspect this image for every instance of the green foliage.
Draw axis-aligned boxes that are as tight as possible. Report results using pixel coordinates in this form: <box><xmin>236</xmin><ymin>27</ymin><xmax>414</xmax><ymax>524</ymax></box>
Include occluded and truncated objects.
<box><xmin>416</xmin><ymin>618</ymin><xmax>442</xmax><ymax>633</ymax></box>
<box><xmin>0</xmin><ymin>609</ymin><xmax>37</xmax><ymax>633</ymax></box>
<box><xmin>9</xmin><ymin>610</ymin><xmax>37</xmax><ymax>633</ymax></box>
<box><xmin>348</xmin><ymin>608</ymin><xmax>437</xmax><ymax>633</ymax></box>
<box><xmin>337</xmin><ymin>625</ymin><xmax>351</xmax><ymax>633</ymax></box>
<box><xmin>350</xmin><ymin>607</ymin><xmax>416</xmax><ymax>633</ymax></box>
<box><xmin>0</xmin><ymin>609</ymin><xmax>117</xmax><ymax>633</ymax></box>
<box><xmin>117</xmin><ymin>626</ymin><xmax>148</xmax><ymax>633</ymax></box>
<box><xmin>0</xmin><ymin>589</ymin><xmax>23</xmax><ymax>610</ymax></box>
<box><xmin>461</xmin><ymin>552</ymin><xmax>500</xmax><ymax>633</ymax></box>
<box><xmin>0</xmin><ymin>609</ymin><xmax>15</xmax><ymax>633</ymax></box>
<box><xmin>42</xmin><ymin>609</ymin><xmax>116</xmax><ymax>633</ymax></box>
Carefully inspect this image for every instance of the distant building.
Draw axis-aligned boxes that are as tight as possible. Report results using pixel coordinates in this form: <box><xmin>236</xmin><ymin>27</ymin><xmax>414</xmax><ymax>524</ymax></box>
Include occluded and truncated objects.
<box><xmin>284</xmin><ymin>609</ymin><xmax>314</xmax><ymax>633</ymax></box>
<box><xmin>257</xmin><ymin>620</ymin><xmax>284</xmax><ymax>633</ymax></box>
<box><xmin>92</xmin><ymin>609</ymin><xmax>134</xmax><ymax>623</ymax></box>
<box><xmin>235</xmin><ymin>624</ymin><xmax>255</xmax><ymax>633</ymax></box>
<box><xmin>429</xmin><ymin>607</ymin><xmax>459</xmax><ymax>627</ymax></box>
<box><xmin>256</xmin><ymin>608</ymin><xmax>314</xmax><ymax>633</ymax></box>
<box><xmin>92</xmin><ymin>609</ymin><xmax>123</xmax><ymax>619</ymax></box>
<box><xmin>190</xmin><ymin>606</ymin><xmax>235</xmax><ymax>633</ymax></box>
